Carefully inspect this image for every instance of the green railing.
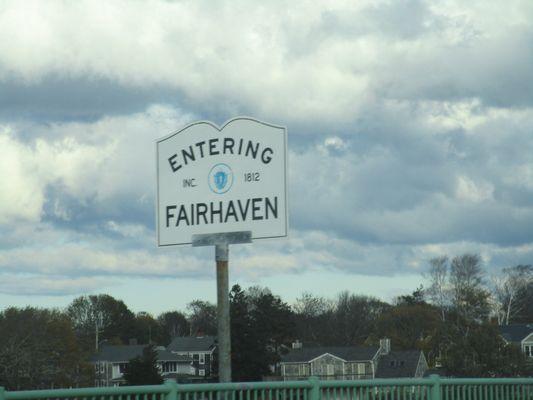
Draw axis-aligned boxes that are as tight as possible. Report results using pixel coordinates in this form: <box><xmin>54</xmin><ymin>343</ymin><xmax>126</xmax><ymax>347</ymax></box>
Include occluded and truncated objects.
<box><xmin>1</xmin><ymin>376</ymin><xmax>532</xmax><ymax>400</ymax></box>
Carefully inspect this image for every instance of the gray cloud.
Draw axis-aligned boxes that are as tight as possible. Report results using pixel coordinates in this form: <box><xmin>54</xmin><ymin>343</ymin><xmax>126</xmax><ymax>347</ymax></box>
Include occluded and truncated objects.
<box><xmin>1</xmin><ymin>1</ymin><xmax>533</xmax><ymax>299</ymax></box>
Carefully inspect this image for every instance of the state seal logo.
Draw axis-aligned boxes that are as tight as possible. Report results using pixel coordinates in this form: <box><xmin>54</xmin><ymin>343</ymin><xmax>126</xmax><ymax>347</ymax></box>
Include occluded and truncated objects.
<box><xmin>208</xmin><ymin>163</ymin><xmax>234</xmax><ymax>194</ymax></box>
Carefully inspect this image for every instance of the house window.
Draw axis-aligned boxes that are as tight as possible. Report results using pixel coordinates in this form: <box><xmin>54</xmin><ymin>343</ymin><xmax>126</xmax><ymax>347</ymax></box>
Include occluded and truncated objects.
<box><xmin>163</xmin><ymin>362</ymin><xmax>177</xmax><ymax>372</ymax></box>
<box><xmin>199</xmin><ymin>354</ymin><xmax>205</xmax><ymax>364</ymax></box>
<box><xmin>199</xmin><ymin>369</ymin><xmax>205</xmax><ymax>376</ymax></box>
<box><xmin>193</xmin><ymin>354</ymin><xmax>199</xmax><ymax>362</ymax></box>
<box><xmin>119</xmin><ymin>363</ymin><xmax>128</xmax><ymax>374</ymax></box>
<box><xmin>326</xmin><ymin>364</ymin><xmax>334</xmax><ymax>376</ymax></box>
<box><xmin>525</xmin><ymin>345</ymin><xmax>533</xmax><ymax>357</ymax></box>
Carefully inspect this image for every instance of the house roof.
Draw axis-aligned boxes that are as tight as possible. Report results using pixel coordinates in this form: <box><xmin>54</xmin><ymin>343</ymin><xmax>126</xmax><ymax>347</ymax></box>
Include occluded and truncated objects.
<box><xmin>167</xmin><ymin>336</ymin><xmax>217</xmax><ymax>352</ymax></box>
<box><xmin>90</xmin><ymin>345</ymin><xmax>146</xmax><ymax>362</ymax></box>
<box><xmin>375</xmin><ymin>350</ymin><xmax>424</xmax><ymax>378</ymax></box>
<box><xmin>499</xmin><ymin>324</ymin><xmax>533</xmax><ymax>343</ymax></box>
<box><xmin>280</xmin><ymin>346</ymin><xmax>380</xmax><ymax>363</ymax></box>
<box><xmin>90</xmin><ymin>345</ymin><xmax>192</xmax><ymax>363</ymax></box>
<box><xmin>156</xmin><ymin>349</ymin><xmax>192</xmax><ymax>362</ymax></box>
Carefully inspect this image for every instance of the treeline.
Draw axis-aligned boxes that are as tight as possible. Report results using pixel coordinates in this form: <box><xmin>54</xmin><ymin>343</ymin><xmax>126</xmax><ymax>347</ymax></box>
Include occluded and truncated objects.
<box><xmin>0</xmin><ymin>254</ymin><xmax>532</xmax><ymax>389</ymax></box>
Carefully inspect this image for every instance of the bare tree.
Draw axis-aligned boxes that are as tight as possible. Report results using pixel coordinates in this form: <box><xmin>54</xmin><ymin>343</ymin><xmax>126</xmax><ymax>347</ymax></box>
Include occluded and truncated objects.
<box><xmin>491</xmin><ymin>265</ymin><xmax>533</xmax><ymax>325</ymax></box>
<box><xmin>449</xmin><ymin>254</ymin><xmax>490</xmax><ymax>322</ymax></box>
<box><xmin>425</xmin><ymin>256</ymin><xmax>450</xmax><ymax>321</ymax></box>
<box><xmin>293</xmin><ymin>292</ymin><xmax>333</xmax><ymax>317</ymax></box>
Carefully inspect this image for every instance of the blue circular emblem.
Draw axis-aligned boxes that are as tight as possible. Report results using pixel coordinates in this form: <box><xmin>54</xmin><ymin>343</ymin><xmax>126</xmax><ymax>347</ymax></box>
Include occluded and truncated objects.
<box><xmin>208</xmin><ymin>163</ymin><xmax>234</xmax><ymax>194</ymax></box>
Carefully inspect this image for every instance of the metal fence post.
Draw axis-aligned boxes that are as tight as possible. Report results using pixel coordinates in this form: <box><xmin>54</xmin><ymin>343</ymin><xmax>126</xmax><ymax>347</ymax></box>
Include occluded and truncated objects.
<box><xmin>165</xmin><ymin>380</ymin><xmax>178</xmax><ymax>400</ymax></box>
<box><xmin>309</xmin><ymin>376</ymin><xmax>320</xmax><ymax>400</ymax></box>
<box><xmin>430</xmin><ymin>375</ymin><xmax>441</xmax><ymax>400</ymax></box>
<box><xmin>0</xmin><ymin>386</ymin><xmax>5</xmax><ymax>400</ymax></box>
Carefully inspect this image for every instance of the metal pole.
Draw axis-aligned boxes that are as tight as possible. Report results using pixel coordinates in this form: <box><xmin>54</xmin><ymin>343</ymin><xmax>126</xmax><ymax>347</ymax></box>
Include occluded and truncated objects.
<box><xmin>216</xmin><ymin>243</ymin><xmax>231</xmax><ymax>382</ymax></box>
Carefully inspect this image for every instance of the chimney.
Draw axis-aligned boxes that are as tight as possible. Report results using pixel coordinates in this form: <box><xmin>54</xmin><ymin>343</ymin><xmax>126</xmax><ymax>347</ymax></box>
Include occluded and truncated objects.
<box><xmin>379</xmin><ymin>338</ymin><xmax>390</xmax><ymax>355</ymax></box>
<box><xmin>292</xmin><ymin>340</ymin><xmax>303</xmax><ymax>350</ymax></box>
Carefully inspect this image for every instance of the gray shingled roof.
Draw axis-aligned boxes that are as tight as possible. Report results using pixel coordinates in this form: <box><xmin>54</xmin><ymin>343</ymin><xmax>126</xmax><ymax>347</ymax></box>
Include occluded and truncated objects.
<box><xmin>499</xmin><ymin>324</ymin><xmax>533</xmax><ymax>343</ymax></box>
<box><xmin>167</xmin><ymin>336</ymin><xmax>216</xmax><ymax>352</ymax></box>
<box><xmin>375</xmin><ymin>350</ymin><xmax>423</xmax><ymax>378</ymax></box>
<box><xmin>90</xmin><ymin>345</ymin><xmax>192</xmax><ymax>363</ymax></box>
<box><xmin>90</xmin><ymin>345</ymin><xmax>146</xmax><ymax>362</ymax></box>
<box><xmin>156</xmin><ymin>349</ymin><xmax>193</xmax><ymax>363</ymax></box>
<box><xmin>281</xmin><ymin>346</ymin><xmax>380</xmax><ymax>363</ymax></box>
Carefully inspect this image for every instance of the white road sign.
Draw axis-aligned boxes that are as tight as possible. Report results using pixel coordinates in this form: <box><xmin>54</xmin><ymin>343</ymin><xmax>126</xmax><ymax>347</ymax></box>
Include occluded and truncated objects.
<box><xmin>156</xmin><ymin>117</ymin><xmax>288</xmax><ymax>246</ymax></box>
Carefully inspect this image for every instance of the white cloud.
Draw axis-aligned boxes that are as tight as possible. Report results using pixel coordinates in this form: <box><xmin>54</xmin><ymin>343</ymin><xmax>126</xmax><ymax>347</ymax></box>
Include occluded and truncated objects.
<box><xmin>0</xmin><ymin>274</ymin><xmax>115</xmax><ymax>296</ymax></box>
<box><xmin>2</xmin><ymin>1</ymin><xmax>531</xmax><ymax>123</ymax></box>
<box><xmin>1</xmin><ymin>1</ymin><xmax>533</xmax><ymax>302</ymax></box>
<box><xmin>456</xmin><ymin>176</ymin><xmax>494</xmax><ymax>202</ymax></box>
<box><xmin>0</xmin><ymin>105</ymin><xmax>192</xmax><ymax>224</ymax></box>
<box><xmin>0</xmin><ymin>130</ymin><xmax>45</xmax><ymax>222</ymax></box>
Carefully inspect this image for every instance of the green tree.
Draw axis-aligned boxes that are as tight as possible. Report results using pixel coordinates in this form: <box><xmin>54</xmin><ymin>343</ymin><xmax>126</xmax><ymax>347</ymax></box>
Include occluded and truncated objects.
<box><xmin>372</xmin><ymin>301</ymin><xmax>442</xmax><ymax>365</ymax></box>
<box><xmin>123</xmin><ymin>345</ymin><xmax>163</xmax><ymax>385</ymax></box>
<box><xmin>0</xmin><ymin>307</ymin><xmax>91</xmax><ymax>390</ymax></box>
<box><xmin>441</xmin><ymin>321</ymin><xmax>530</xmax><ymax>377</ymax></box>
<box><xmin>248</xmin><ymin>286</ymin><xmax>295</xmax><ymax>357</ymax></box>
<box><xmin>230</xmin><ymin>285</ymin><xmax>295</xmax><ymax>381</ymax></box>
<box><xmin>332</xmin><ymin>292</ymin><xmax>389</xmax><ymax>346</ymax></box>
<box><xmin>66</xmin><ymin>294</ymin><xmax>137</xmax><ymax>352</ymax></box>
<box><xmin>293</xmin><ymin>292</ymin><xmax>334</xmax><ymax>345</ymax></box>
<box><xmin>230</xmin><ymin>285</ymin><xmax>256</xmax><ymax>381</ymax></box>
<box><xmin>187</xmin><ymin>300</ymin><xmax>216</xmax><ymax>336</ymax></box>
<box><xmin>133</xmin><ymin>312</ymin><xmax>164</xmax><ymax>345</ymax></box>
<box><xmin>395</xmin><ymin>285</ymin><xmax>426</xmax><ymax>307</ymax></box>
<box><xmin>158</xmin><ymin>311</ymin><xmax>190</xmax><ymax>344</ymax></box>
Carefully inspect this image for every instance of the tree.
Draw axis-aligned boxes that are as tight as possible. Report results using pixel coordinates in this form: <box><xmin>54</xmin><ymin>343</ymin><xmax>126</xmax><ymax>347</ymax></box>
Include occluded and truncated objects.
<box><xmin>395</xmin><ymin>285</ymin><xmax>426</xmax><ymax>306</ymax></box>
<box><xmin>372</xmin><ymin>302</ymin><xmax>441</xmax><ymax>365</ymax></box>
<box><xmin>293</xmin><ymin>292</ymin><xmax>334</xmax><ymax>345</ymax></box>
<box><xmin>0</xmin><ymin>307</ymin><xmax>91</xmax><ymax>390</ymax></box>
<box><xmin>187</xmin><ymin>300</ymin><xmax>216</xmax><ymax>336</ymax></box>
<box><xmin>425</xmin><ymin>256</ymin><xmax>450</xmax><ymax>321</ymax></box>
<box><xmin>66</xmin><ymin>294</ymin><xmax>137</xmax><ymax>352</ymax></box>
<box><xmin>441</xmin><ymin>321</ymin><xmax>531</xmax><ymax>377</ymax></box>
<box><xmin>230</xmin><ymin>285</ymin><xmax>295</xmax><ymax>381</ymax></box>
<box><xmin>123</xmin><ymin>345</ymin><xmax>163</xmax><ymax>385</ymax></box>
<box><xmin>248</xmin><ymin>286</ymin><xmax>294</xmax><ymax>356</ymax></box>
<box><xmin>331</xmin><ymin>292</ymin><xmax>389</xmax><ymax>346</ymax></box>
<box><xmin>230</xmin><ymin>285</ymin><xmax>256</xmax><ymax>381</ymax></box>
<box><xmin>491</xmin><ymin>265</ymin><xmax>533</xmax><ymax>324</ymax></box>
<box><xmin>158</xmin><ymin>311</ymin><xmax>190</xmax><ymax>344</ymax></box>
<box><xmin>449</xmin><ymin>254</ymin><xmax>490</xmax><ymax>322</ymax></box>
<box><xmin>133</xmin><ymin>312</ymin><xmax>164</xmax><ymax>345</ymax></box>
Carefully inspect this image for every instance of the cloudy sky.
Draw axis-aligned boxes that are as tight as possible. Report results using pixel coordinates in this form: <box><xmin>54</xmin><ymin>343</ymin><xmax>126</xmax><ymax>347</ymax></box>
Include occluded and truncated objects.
<box><xmin>1</xmin><ymin>0</ymin><xmax>533</xmax><ymax>314</ymax></box>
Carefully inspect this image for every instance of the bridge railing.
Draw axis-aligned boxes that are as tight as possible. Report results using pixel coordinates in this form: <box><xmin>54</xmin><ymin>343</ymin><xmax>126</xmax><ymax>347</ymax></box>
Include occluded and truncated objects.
<box><xmin>1</xmin><ymin>376</ymin><xmax>532</xmax><ymax>400</ymax></box>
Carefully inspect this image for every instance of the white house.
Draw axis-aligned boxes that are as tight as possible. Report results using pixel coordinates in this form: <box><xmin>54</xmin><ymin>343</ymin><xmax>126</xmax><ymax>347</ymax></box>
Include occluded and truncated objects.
<box><xmin>499</xmin><ymin>324</ymin><xmax>533</xmax><ymax>358</ymax></box>
<box><xmin>91</xmin><ymin>345</ymin><xmax>194</xmax><ymax>387</ymax></box>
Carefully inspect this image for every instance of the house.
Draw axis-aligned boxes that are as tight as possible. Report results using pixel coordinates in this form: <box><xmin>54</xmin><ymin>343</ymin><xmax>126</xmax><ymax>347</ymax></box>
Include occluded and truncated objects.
<box><xmin>167</xmin><ymin>335</ymin><xmax>217</xmax><ymax>379</ymax></box>
<box><xmin>375</xmin><ymin>350</ymin><xmax>428</xmax><ymax>378</ymax></box>
<box><xmin>91</xmin><ymin>344</ymin><xmax>194</xmax><ymax>387</ymax></box>
<box><xmin>499</xmin><ymin>324</ymin><xmax>533</xmax><ymax>358</ymax></box>
<box><xmin>278</xmin><ymin>339</ymin><xmax>428</xmax><ymax>381</ymax></box>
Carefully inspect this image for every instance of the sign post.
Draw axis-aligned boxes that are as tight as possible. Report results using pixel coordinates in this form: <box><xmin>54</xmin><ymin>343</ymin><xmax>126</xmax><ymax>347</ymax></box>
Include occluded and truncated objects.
<box><xmin>156</xmin><ymin>117</ymin><xmax>288</xmax><ymax>382</ymax></box>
